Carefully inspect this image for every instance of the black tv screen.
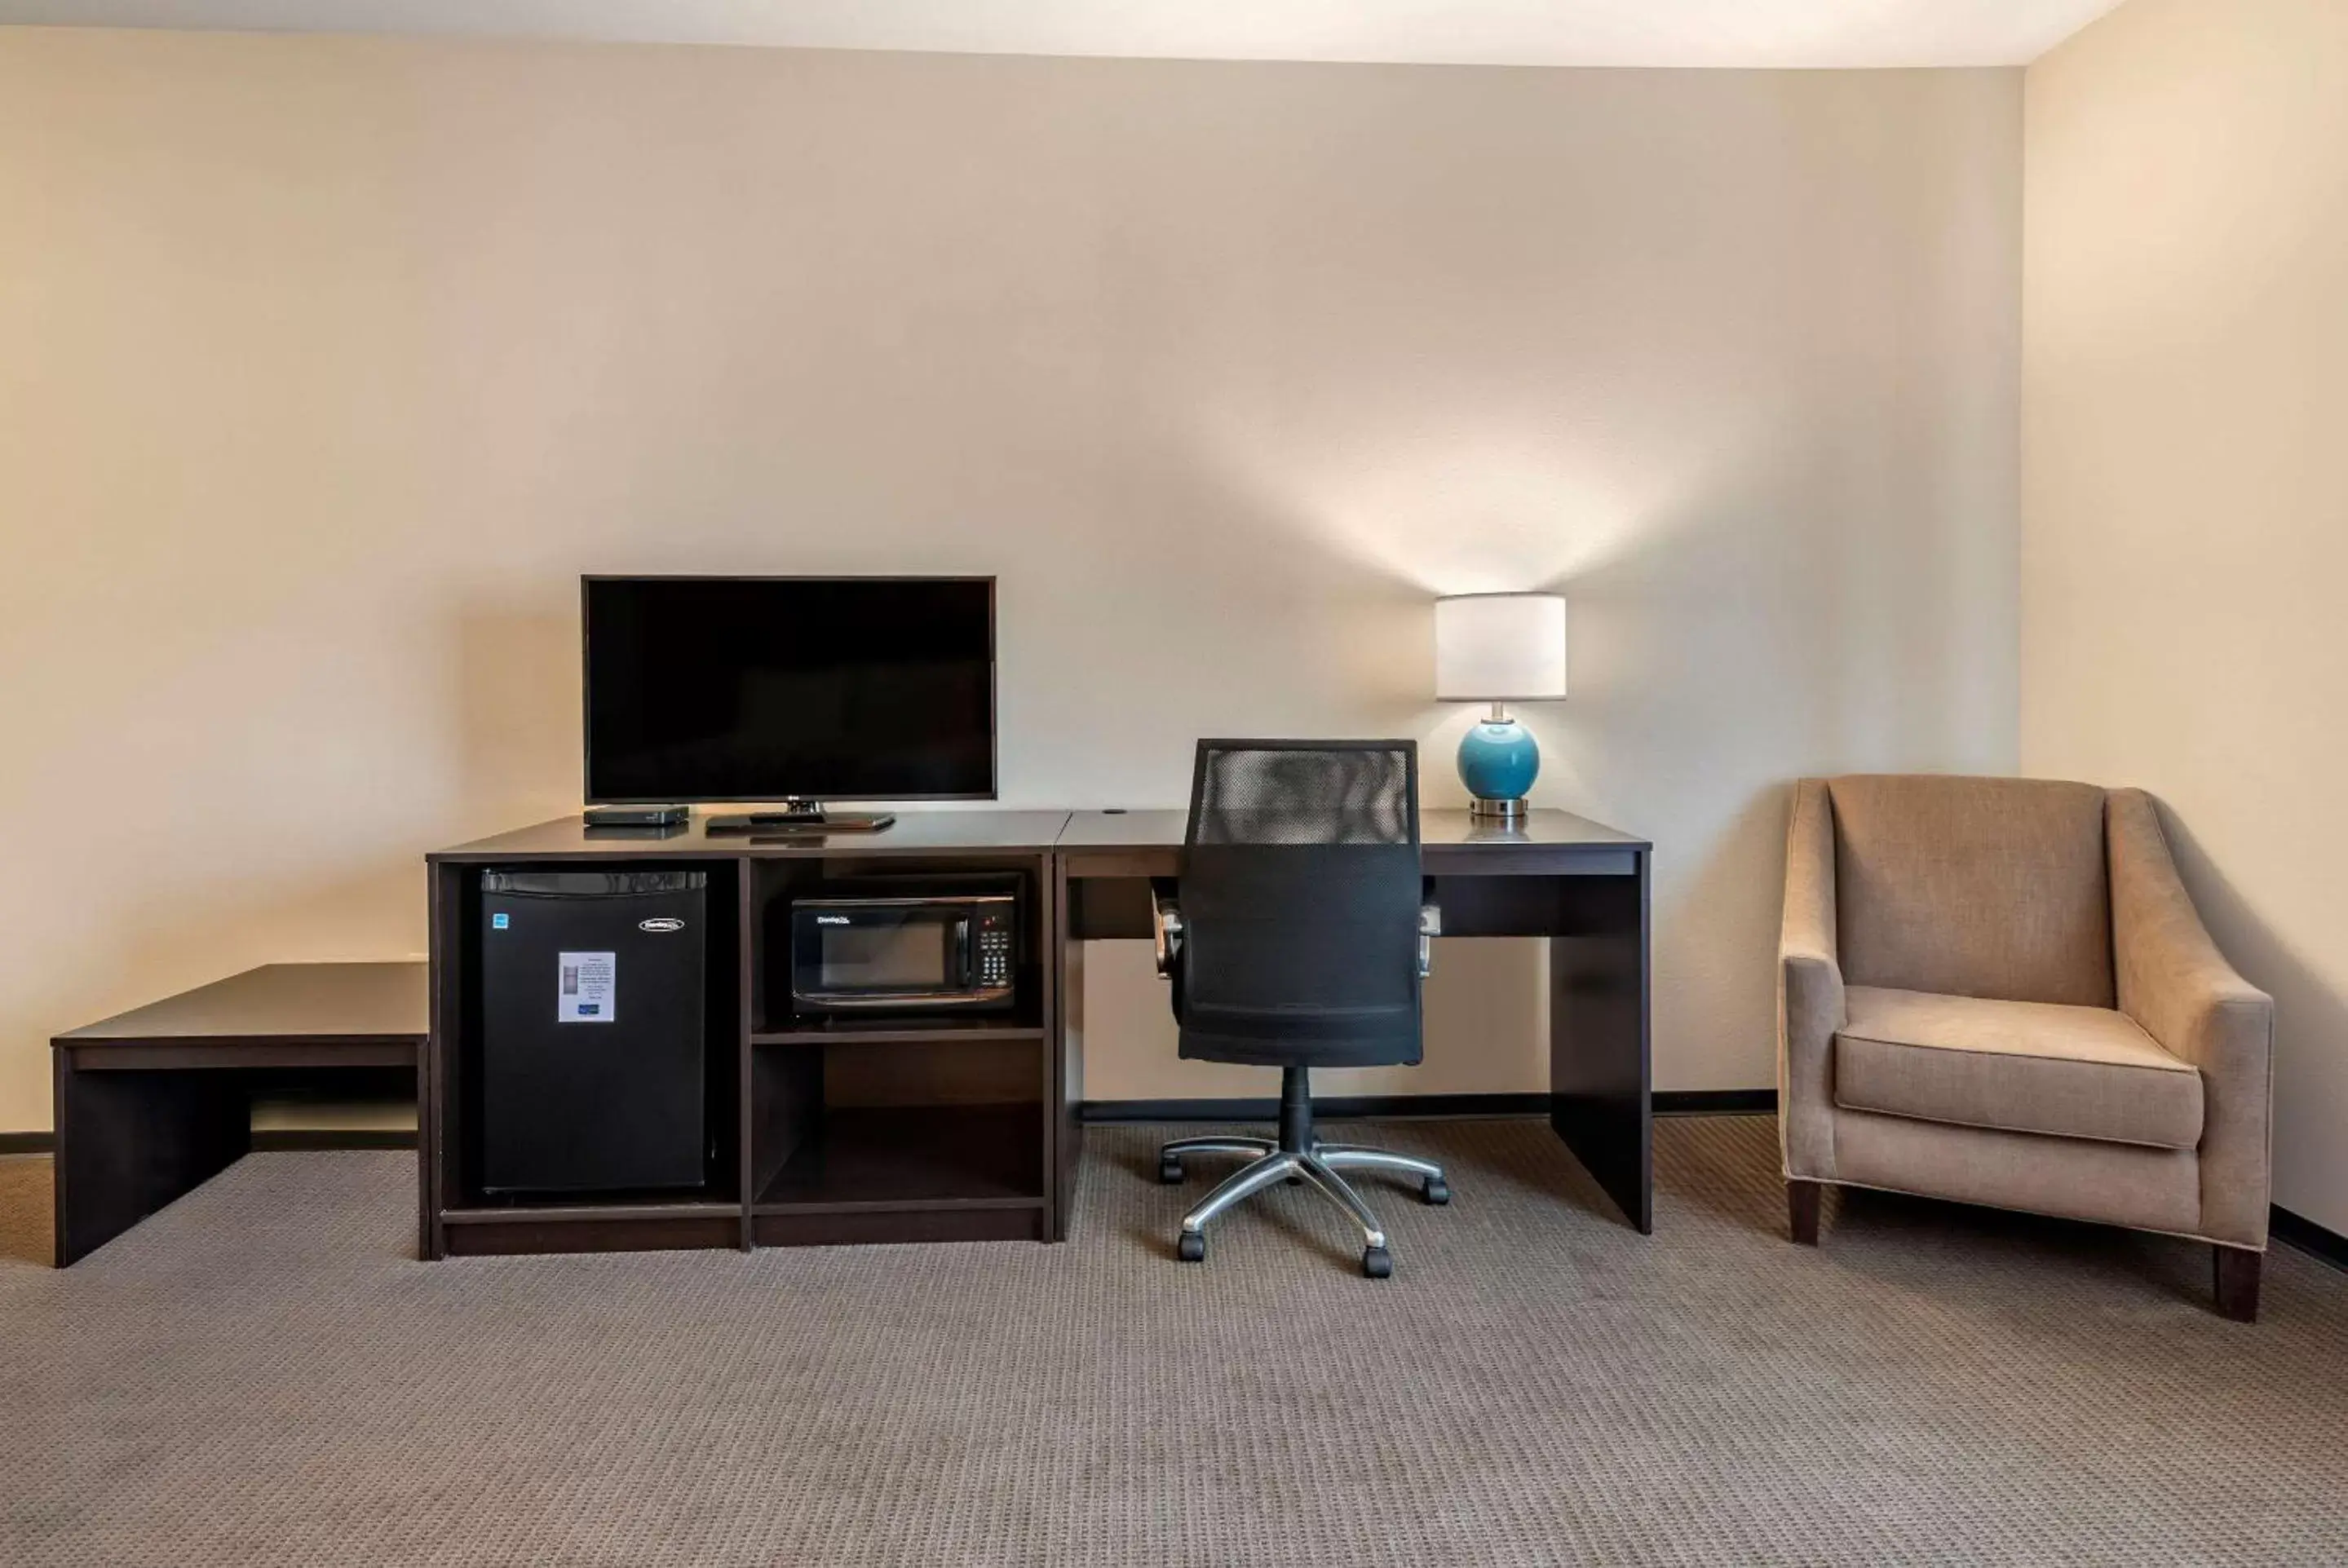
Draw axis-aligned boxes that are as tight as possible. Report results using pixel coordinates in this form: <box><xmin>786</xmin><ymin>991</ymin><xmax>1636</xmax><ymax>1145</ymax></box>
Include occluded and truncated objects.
<box><xmin>582</xmin><ymin>576</ymin><xmax>996</xmax><ymax>804</ymax></box>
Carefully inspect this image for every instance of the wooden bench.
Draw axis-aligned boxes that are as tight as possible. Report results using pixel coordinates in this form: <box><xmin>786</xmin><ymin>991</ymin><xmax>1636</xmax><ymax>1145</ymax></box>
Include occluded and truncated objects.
<box><xmin>51</xmin><ymin>962</ymin><xmax>427</xmax><ymax>1265</ymax></box>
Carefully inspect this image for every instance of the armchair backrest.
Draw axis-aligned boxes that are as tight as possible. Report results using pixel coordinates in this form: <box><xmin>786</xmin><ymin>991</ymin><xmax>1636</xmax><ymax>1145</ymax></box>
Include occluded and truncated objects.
<box><xmin>1174</xmin><ymin>740</ymin><xmax>1424</xmax><ymax>1067</ymax></box>
<box><xmin>1824</xmin><ymin>774</ymin><xmax>2113</xmax><ymax>1007</ymax></box>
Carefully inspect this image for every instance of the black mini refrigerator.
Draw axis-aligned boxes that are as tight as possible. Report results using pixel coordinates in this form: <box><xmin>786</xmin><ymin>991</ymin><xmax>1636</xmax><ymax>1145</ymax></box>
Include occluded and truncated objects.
<box><xmin>478</xmin><ymin>868</ymin><xmax>708</xmax><ymax>1195</ymax></box>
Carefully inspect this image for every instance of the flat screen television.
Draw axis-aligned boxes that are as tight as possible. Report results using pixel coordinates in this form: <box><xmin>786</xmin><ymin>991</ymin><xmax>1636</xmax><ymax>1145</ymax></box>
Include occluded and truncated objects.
<box><xmin>582</xmin><ymin>575</ymin><xmax>996</xmax><ymax>805</ymax></box>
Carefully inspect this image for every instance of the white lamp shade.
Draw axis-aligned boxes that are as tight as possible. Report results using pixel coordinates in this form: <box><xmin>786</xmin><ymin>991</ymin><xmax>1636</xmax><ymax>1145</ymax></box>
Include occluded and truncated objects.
<box><xmin>1434</xmin><ymin>594</ymin><xmax>1568</xmax><ymax>701</ymax></box>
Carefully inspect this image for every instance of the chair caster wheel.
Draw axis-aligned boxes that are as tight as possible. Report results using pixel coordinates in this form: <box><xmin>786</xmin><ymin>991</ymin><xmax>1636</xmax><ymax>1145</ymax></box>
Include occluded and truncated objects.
<box><xmin>1422</xmin><ymin>1177</ymin><xmax>1450</xmax><ymax>1205</ymax></box>
<box><xmin>1362</xmin><ymin>1245</ymin><xmax>1393</xmax><ymax>1279</ymax></box>
<box><xmin>1177</xmin><ymin>1230</ymin><xmax>1206</xmax><ymax>1262</ymax></box>
<box><xmin>1158</xmin><ymin>1157</ymin><xmax>1184</xmax><ymax>1185</ymax></box>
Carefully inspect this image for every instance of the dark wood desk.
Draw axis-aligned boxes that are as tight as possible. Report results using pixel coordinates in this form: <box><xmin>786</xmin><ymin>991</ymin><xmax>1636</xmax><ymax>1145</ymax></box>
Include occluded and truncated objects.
<box><xmin>1053</xmin><ymin>808</ymin><xmax>1654</xmax><ymax>1233</ymax></box>
<box><xmin>51</xmin><ymin>962</ymin><xmax>427</xmax><ymax>1265</ymax></box>
<box><xmin>418</xmin><ymin>806</ymin><xmax>1650</xmax><ymax>1258</ymax></box>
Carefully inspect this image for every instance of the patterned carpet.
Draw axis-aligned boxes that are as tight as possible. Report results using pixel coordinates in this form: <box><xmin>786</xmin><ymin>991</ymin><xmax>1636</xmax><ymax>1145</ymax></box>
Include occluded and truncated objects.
<box><xmin>4</xmin><ymin>1118</ymin><xmax>2347</xmax><ymax>1566</ymax></box>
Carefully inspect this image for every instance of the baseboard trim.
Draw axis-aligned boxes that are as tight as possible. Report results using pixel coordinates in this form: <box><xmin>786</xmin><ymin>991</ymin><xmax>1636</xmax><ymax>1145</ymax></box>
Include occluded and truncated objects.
<box><xmin>2272</xmin><ymin>1205</ymin><xmax>2348</xmax><ymax>1274</ymax></box>
<box><xmin>7</xmin><ymin>1128</ymin><xmax>422</xmax><ymax>1155</ymax></box>
<box><xmin>1081</xmin><ymin>1089</ymin><xmax>1780</xmax><ymax>1123</ymax></box>
<box><xmin>1081</xmin><ymin>1093</ymin><xmax>1551</xmax><ymax>1123</ymax></box>
<box><xmin>24</xmin><ymin>1116</ymin><xmax>2324</xmax><ymax>1268</ymax></box>
<box><xmin>1656</xmin><ymin>1089</ymin><xmax>1778</xmax><ymax>1116</ymax></box>
<box><xmin>251</xmin><ymin>1129</ymin><xmax>417</xmax><ymax>1152</ymax></box>
<box><xmin>24</xmin><ymin>1096</ymin><xmax>1784</xmax><ymax>1146</ymax></box>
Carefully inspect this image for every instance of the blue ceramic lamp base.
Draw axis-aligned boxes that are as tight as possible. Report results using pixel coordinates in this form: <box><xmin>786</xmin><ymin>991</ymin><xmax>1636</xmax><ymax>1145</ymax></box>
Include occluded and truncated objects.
<box><xmin>1457</xmin><ymin>704</ymin><xmax>1538</xmax><ymax>820</ymax></box>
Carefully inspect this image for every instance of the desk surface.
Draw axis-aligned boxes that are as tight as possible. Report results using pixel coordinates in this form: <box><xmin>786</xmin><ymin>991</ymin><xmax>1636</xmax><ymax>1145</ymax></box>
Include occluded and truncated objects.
<box><xmin>55</xmin><ymin>961</ymin><xmax>429</xmax><ymax>1049</ymax></box>
<box><xmin>431</xmin><ymin>807</ymin><xmax>1645</xmax><ymax>861</ymax></box>
<box><xmin>431</xmin><ymin>811</ymin><xmax>1077</xmax><ymax>860</ymax></box>
<box><xmin>1056</xmin><ymin>806</ymin><xmax>1648</xmax><ymax>852</ymax></box>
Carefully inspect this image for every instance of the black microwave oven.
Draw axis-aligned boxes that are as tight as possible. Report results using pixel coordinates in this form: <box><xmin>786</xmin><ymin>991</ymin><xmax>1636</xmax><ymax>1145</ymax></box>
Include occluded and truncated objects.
<box><xmin>789</xmin><ymin>885</ymin><xmax>1019</xmax><ymax>1014</ymax></box>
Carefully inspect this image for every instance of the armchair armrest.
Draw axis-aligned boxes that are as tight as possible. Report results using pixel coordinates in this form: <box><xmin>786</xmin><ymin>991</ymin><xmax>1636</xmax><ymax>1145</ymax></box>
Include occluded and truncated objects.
<box><xmin>1780</xmin><ymin>780</ymin><xmax>1845</xmax><ymax>1181</ymax></box>
<box><xmin>2108</xmin><ymin>789</ymin><xmax>2274</xmax><ymax>1247</ymax></box>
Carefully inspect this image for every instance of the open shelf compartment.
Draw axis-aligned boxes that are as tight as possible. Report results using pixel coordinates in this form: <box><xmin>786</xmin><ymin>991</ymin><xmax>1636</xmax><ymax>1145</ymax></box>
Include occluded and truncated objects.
<box><xmin>748</xmin><ymin>854</ymin><xmax>1049</xmax><ymax>1038</ymax></box>
<box><xmin>755</xmin><ymin>1104</ymin><xmax>1042</xmax><ymax>1210</ymax></box>
<box><xmin>750</xmin><ymin>1035</ymin><xmax>1047</xmax><ymax>1217</ymax></box>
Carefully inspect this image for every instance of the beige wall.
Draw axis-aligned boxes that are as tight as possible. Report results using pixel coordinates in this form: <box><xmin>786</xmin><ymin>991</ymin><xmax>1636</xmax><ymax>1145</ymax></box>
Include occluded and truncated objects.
<box><xmin>2023</xmin><ymin>0</ymin><xmax>2348</xmax><ymax>1230</ymax></box>
<box><xmin>0</xmin><ymin>29</ymin><xmax>2021</xmax><ymax>1129</ymax></box>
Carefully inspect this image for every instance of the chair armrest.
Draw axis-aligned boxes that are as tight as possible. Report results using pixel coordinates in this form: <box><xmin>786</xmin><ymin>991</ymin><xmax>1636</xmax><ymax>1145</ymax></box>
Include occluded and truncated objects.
<box><xmin>2108</xmin><ymin>789</ymin><xmax>2274</xmax><ymax>1246</ymax></box>
<box><xmin>1152</xmin><ymin>885</ymin><xmax>1184</xmax><ymax>979</ymax></box>
<box><xmin>1780</xmin><ymin>780</ymin><xmax>1845</xmax><ymax>1180</ymax></box>
<box><xmin>1419</xmin><ymin>901</ymin><xmax>1440</xmax><ymax>978</ymax></box>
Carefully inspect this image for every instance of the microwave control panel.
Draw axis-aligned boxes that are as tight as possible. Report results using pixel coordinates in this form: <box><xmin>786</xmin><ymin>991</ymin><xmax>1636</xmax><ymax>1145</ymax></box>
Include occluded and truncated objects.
<box><xmin>975</xmin><ymin>905</ymin><xmax>1015</xmax><ymax>991</ymax></box>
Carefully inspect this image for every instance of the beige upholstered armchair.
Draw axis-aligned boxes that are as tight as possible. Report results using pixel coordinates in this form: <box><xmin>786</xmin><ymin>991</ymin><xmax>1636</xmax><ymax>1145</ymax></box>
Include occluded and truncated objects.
<box><xmin>1779</xmin><ymin>775</ymin><xmax>2275</xmax><ymax>1319</ymax></box>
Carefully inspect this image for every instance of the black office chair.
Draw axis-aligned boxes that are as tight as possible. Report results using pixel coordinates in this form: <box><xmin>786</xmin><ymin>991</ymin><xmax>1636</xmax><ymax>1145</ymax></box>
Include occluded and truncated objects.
<box><xmin>1153</xmin><ymin>740</ymin><xmax>1448</xmax><ymax>1279</ymax></box>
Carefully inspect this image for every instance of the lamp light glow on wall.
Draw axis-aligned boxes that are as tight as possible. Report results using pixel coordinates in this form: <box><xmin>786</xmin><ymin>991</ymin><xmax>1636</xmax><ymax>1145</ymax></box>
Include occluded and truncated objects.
<box><xmin>1435</xmin><ymin>593</ymin><xmax>1568</xmax><ymax>820</ymax></box>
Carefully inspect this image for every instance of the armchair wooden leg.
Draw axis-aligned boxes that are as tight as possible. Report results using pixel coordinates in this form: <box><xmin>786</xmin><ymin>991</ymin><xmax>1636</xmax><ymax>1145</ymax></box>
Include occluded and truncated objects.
<box><xmin>2213</xmin><ymin>1246</ymin><xmax>2262</xmax><ymax>1323</ymax></box>
<box><xmin>1788</xmin><ymin>1179</ymin><xmax>1822</xmax><ymax>1246</ymax></box>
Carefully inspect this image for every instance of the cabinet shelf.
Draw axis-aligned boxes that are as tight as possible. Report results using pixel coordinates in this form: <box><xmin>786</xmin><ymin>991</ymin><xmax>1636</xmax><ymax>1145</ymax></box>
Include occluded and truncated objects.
<box><xmin>752</xmin><ymin>1018</ymin><xmax>1041</xmax><ymax>1048</ymax></box>
<box><xmin>441</xmin><ymin>1199</ymin><xmax>739</xmax><ymax>1226</ymax></box>
<box><xmin>754</xmin><ymin>1103</ymin><xmax>1043</xmax><ymax>1211</ymax></box>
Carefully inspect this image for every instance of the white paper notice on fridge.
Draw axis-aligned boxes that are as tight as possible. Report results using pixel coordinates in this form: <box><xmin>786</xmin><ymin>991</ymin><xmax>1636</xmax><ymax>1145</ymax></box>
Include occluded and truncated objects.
<box><xmin>557</xmin><ymin>952</ymin><xmax>617</xmax><ymax>1024</ymax></box>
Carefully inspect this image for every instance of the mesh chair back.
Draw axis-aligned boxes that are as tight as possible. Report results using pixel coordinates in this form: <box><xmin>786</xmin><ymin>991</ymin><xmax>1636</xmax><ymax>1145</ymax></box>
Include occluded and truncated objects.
<box><xmin>1187</xmin><ymin>742</ymin><xmax>1417</xmax><ymax>847</ymax></box>
<box><xmin>1175</xmin><ymin>740</ymin><xmax>1424</xmax><ymax>1068</ymax></box>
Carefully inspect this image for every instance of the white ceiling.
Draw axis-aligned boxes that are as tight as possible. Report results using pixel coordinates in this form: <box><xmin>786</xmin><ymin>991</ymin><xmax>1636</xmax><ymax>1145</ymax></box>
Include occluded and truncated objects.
<box><xmin>0</xmin><ymin>0</ymin><xmax>2125</xmax><ymax>68</ymax></box>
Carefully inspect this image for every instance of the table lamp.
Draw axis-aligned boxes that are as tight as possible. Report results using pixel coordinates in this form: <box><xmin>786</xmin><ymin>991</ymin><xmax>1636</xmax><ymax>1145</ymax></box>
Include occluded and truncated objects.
<box><xmin>1435</xmin><ymin>592</ymin><xmax>1568</xmax><ymax>820</ymax></box>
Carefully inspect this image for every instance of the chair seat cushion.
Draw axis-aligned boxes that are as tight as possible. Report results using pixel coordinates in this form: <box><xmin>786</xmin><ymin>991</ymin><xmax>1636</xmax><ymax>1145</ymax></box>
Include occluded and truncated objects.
<box><xmin>1834</xmin><ymin>986</ymin><xmax>2203</xmax><ymax>1150</ymax></box>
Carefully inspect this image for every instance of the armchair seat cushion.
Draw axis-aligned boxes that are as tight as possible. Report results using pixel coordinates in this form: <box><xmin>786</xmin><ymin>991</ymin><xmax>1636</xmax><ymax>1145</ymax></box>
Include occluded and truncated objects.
<box><xmin>1834</xmin><ymin>986</ymin><xmax>2204</xmax><ymax>1151</ymax></box>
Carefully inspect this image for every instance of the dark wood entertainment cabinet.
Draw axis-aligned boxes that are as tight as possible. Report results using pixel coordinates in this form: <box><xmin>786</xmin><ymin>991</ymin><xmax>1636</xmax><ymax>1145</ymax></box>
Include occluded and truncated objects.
<box><xmin>425</xmin><ymin>811</ymin><xmax>1071</xmax><ymax>1258</ymax></box>
<box><xmin>423</xmin><ymin>807</ymin><xmax>1652</xmax><ymax>1260</ymax></box>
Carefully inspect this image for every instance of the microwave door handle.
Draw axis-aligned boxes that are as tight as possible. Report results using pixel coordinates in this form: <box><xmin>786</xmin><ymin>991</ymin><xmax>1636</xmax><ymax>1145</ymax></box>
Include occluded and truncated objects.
<box><xmin>955</xmin><ymin>917</ymin><xmax>974</xmax><ymax>988</ymax></box>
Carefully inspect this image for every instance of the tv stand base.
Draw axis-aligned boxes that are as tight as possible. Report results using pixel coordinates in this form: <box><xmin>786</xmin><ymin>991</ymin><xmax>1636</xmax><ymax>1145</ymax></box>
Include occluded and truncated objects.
<box><xmin>705</xmin><ymin>808</ymin><xmax>896</xmax><ymax>834</ymax></box>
